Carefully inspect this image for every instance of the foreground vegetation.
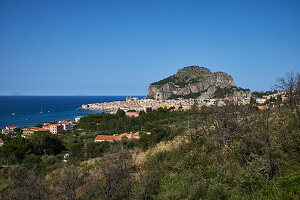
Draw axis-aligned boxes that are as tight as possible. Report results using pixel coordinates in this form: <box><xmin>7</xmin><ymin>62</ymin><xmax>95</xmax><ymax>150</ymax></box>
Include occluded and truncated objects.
<box><xmin>0</xmin><ymin>102</ymin><xmax>299</xmax><ymax>199</ymax></box>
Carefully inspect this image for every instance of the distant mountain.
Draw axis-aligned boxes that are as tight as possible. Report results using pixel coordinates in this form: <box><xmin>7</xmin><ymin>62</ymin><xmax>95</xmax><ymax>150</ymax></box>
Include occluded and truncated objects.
<box><xmin>77</xmin><ymin>92</ymin><xmax>88</xmax><ymax>96</ymax></box>
<box><xmin>11</xmin><ymin>92</ymin><xmax>23</xmax><ymax>96</ymax></box>
<box><xmin>148</xmin><ymin>65</ymin><xmax>250</xmax><ymax>99</ymax></box>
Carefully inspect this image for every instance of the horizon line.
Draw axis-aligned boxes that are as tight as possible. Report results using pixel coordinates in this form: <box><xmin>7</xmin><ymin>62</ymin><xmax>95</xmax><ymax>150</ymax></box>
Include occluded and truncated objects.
<box><xmin>0</xmin><ymin>94</ymin><xmax>147</xmax><ymax>97</ymax></box>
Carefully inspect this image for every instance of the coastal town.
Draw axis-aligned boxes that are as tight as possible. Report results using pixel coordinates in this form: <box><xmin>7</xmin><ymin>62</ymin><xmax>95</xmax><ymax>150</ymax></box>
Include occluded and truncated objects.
<box><xmin>80</xmin><ymin>91</ymin><xmax>286</xmax><ymax>112</ymax></box>
<box><xmin>1</xmin><ymin>120</ymin><xmax>77</xmax><ymax>138</ymax></box>
<box><xmin>1</xmin><ymin>90</ymin><xmax>286</xmax><ymax>141</ymax></box>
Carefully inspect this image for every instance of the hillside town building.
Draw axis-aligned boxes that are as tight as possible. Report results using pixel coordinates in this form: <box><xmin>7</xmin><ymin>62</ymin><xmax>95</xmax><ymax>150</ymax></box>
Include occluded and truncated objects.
<box><xmin>125</xmin><ymin>111</ymin><xmax>140</xmax><ymax>117</ymax></box>
<box><xmin>22</xmin><ymin>127</ymin><xmax>48</xmax><ymax>134</ymax></box>
<box><xmin>58</xmin><ymin>121</ymin><xmax>74</xmax><ymax>131</ymax></box>
<box><xmin>2</xmin><ymin>126</ymin><xmax>17</xmax><ymax>134</ymax></box>
<box><xmin>0</xmin><ymin>138</ymin><xmax>4</xmax><ymax>147</ymax></box>
<box><xmin>49</xmin><ymin>124</ymin><xmax>63</xmax><ymax>134</ymax></box>
<box><xmin>6</xmin><ymin>126</ymin><xmax>16</xmax><ymax>133</ymax></box>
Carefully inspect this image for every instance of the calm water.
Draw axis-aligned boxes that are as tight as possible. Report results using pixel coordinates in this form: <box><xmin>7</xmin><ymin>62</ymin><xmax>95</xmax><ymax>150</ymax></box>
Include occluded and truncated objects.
<box><xmin>0</xmin><ymin>96</ymin><xmax>142</xmax><ymax>128</ymax></box>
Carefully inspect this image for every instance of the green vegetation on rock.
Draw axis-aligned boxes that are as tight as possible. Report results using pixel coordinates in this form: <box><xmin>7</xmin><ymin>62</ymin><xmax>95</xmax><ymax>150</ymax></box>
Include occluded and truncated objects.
<box><xmin>150</xmin><ymin>65</ymin><xmax>214</xmax><ymax>87</ymax></box>
<box><xmin>213</xmin><ymin>86</ymin><xmax>250</xmax><ymax>98</ymax></box>
<box><xmin>168</xmin><ymin>90</ymin><xmax>208</xmax><ymax>99</ymax></box>
<box><xmin>151</xmin><ymin>73</ymin><xmax>213</xmax><ymax>87</ymax></box>
<box><xmin>148</xmin><ymin>65</ymin><xmax>236</xmax><ymax>99</ymax></box>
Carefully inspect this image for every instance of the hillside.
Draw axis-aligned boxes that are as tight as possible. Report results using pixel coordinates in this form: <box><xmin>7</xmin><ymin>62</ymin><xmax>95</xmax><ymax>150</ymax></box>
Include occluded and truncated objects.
<box><xmin>1</xmin><ymin>104</ymin><xmax>299</xmax><ymax>200</ymax></box>
<box><xmin>0</xmin><ymin>72</ymin><xmax>299</xmax><ymax>200</ymax></box>
<box><xmin>148</xmin><ymin>65</ymin><xmax>250</xmax><ymax>99</ymax></box>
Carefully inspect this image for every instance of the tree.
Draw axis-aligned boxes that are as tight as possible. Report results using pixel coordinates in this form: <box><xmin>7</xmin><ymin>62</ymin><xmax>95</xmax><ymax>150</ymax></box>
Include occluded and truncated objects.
<box><xmin>29</xmin><ymin>132</ymin><xmax>65</xmax><ymax>155</ymax></box>
<box><xmin>52</xmin><ymin>165</ymin><xmax>83</xmax><ymax>200</ymax></box>
<box><xmin>69</xmin><ymin>142</ymin><xmax>84</xmax><ymax>162</ymax></box>
<box><xmin>14</xmin><ymin>127</ymin><xmax>22</xmax><ymax>135</ymax></box>
<box><xmin>1</xmin><ymin>167</ymin><xmax>51</xmax><ymax>199</ymax></box>
<box><xmin>0</xmin><ymin>143</ymin><xmax>14</xmax><ymax>166</ymax></box>
<box><xmin>189</xmin><ymin>99</ymin><xmax>201</xmax><ymax>141</ymax></box>
<box><xmin>117</xmin><ymin>109</ymin><xmax>125</xmax><ymax>117</ymax></box>
<box><xmin>212</xmin><ymin>104</ymin><xmax>242</xmax><ymax>147</ymax></box>
<box><xmin>85</xmin><ymin>141</ymin><xmax>109</xmax><ymax>159</ymax></box>
<box><xmin>275</xmin><ymin>72</ymin><xmax>300</xmax><ymax>119</ymax></box>
<box><xmin>10</xmin><ymin>136</ymin><xmax>32</xmax><ymax>163</ymax></box>
<box><xmin>146</xmin><ymin>107</ymin><xmax>153</xmax><ymax>113</ymax></box>
<box><xmin>250</xmin><ymin>97</ymin><xmax>256</xmax><ymax>105</ymax></box>
<box><xmin>34</xmin><ymin>123</ymin><xmax>43</xmax><ymax>128</ymax></box>
<box><xmin>277</xmin><ymin>95</ymin><xmax>282</xmax><ymax>102</ymax></box>
<box><xmin>85</xmin><ymin>145</ymin><xmax>133</xmax><ymax>200</ymax></box>
<box><xmin>22</xmin><ymin>154</ymin><xmax>42</xmax><ymax>172</ymax></box>
<box><xmin>270</xmin><ymin>96</ymin><xmax>276</xmax><ymax>103</ymax></box>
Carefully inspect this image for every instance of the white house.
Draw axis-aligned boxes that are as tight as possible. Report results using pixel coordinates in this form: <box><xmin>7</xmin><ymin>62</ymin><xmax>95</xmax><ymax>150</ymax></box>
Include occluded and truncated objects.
<box><xmin>75</xmin><ymin>116</ymin><xmax>82</xmax><ymax>123</ymax></box>
<box><xmin>256</xmin><ymin>98</ymin><xmax>266</xmax><ymax>104</ymax></box>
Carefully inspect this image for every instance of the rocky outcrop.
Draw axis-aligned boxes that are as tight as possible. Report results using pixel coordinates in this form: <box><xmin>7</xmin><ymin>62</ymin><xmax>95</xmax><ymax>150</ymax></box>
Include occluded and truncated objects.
<box><xmin>177</xmin><ymin>66</ymin><xmax>211</xmax><ymax>75</ymax></box>
<box><xmin>148</xmin><ymin>65</ymin><xmax>238</xmax><ymax>99</ymax></box>
<box><xmin>148</xmin><ymin>82</ymin><xmax>177</xmax><ymax>100</ymax></box>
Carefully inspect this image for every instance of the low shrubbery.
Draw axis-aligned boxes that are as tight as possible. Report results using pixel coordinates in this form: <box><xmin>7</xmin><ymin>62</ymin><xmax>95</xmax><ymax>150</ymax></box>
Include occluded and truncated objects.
<box><xmin>0</xmin><ymin>103</ymin><xmax>299</xmax><ymax>199</ymax></box>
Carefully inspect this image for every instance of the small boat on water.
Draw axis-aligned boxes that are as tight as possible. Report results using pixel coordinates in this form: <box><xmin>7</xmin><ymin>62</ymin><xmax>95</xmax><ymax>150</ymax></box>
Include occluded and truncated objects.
<box><xmin>40</xmin><ymin>108</ymin><xmax>43</xmax><ymax>114</ymax></box>
<box><xmin>12</xmin><ymin>113</ymin><xmax>16</xmax><ymax>116</ymax></box>
<box><xmin>48</xmin><ymin>110</ymin><xmax>50</xmax><ymax>112</ymax></box>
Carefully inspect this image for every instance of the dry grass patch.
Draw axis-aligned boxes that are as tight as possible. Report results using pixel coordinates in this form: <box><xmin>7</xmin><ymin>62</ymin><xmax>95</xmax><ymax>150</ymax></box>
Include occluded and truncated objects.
<box><xmin>133</xmin><ymin>135</ymin><xmax>190</xmax><ymax>166</ymax></box>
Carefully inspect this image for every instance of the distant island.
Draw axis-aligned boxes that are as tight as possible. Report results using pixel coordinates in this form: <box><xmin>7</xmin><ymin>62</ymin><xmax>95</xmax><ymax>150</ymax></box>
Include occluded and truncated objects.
<box><xmin>11</xmin><ymin>92</ymin><xmax>23</xmax><ymax>96</ymax></box>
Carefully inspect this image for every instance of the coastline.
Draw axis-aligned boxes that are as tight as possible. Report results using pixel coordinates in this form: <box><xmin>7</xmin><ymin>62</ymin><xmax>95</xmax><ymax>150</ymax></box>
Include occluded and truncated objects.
<box><xmin>79</xmin><ymin>95</ymin><xmax>251</xmax><ymax>112</ymax></box>
<box><xmin>0</xmin><ymin>96</ymin><xmax>130</xmax><ymax>128</ymax></box>
<box><xmin>1</xmin><ymin>109</ymin><xmax>106</xmax><ymax>129</ymax></box>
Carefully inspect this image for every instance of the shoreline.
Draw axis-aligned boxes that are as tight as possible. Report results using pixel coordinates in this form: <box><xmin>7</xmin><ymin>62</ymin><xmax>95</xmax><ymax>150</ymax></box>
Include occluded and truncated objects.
<box><xmin>0</xmin><ymin>109</ymin><xmax>107</xmax><ymax>129</ymax></box>
<box><xmin>0</xmin><ymin>96</ymin><xmax>129</xmax><ymax>129</ymax></box>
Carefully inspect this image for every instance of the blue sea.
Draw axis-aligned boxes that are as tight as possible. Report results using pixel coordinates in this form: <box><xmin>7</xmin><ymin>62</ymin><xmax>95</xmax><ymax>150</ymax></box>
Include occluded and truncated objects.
<box><xmin>0</xmin><ymin>96</ymin><xmax>142</xmax><ymax>128</ymax></box>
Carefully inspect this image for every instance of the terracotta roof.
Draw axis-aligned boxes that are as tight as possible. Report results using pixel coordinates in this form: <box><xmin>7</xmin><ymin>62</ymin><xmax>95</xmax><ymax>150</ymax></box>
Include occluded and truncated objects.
<box><xmin>22</xmin><ymin>127</ymin><xmax>38</xmax><ymax>130</ymax></box>
<box><xmin>116</xmin><ymin>133</ymin><xmax>131</xmax><ymax>140</ymax></box>
<box><xmin>59</xmin><ymin>121</ymin><xmax>72</xmax><ymax>124</ymax></box>
<box><xmin>95</xmin><ymin>135</ymin><xmax>116</xmax><ymax>141</ymax></box>
<box><xmin>22</xmin><ymin>127</ymin><xmax>48</xmax><ymax>131</ymax></box>
<box><xmin>126</xmin><ymin>112</ymin><xmax>139</xmax><ymax>114</ymax></box>
<box><xmin>51</xmin><ymin>124</ymin><xmax>62</xmax><ymax>126</ymax></box>
<box><xmin>132</xmin><ymin>132</ymin><xmax>140</xmax><ymax>136</ymax></box>
<box><xmin>6</xmin><ymin>126</ymin><xmax>16</xmax><ymax>128</ymax></box>
<box><xmin>36</xmin><ymin>128</ymin><xmax>48</xmax><ymax>131</ymax></box>
<box><xmin>0</xmin><ymin>138</ymin><xmax>4</xmax><ymax>143</ymax></box>
<box><xmin>95</xmin><ymin>132</ymin><xmax>140</xmax><ymax>141</ymax></box>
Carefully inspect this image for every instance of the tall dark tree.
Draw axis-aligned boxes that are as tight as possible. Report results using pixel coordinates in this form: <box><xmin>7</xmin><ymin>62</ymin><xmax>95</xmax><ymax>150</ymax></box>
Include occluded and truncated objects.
<box><xmin>117</xmin><ymin>109</ymin><xmax>125</xmax><ymax>117</ymax></box>
<box><xmin>29</xmin><ymin>132</ymin><xmax>65</xmax><ymax>155</ymax></box>
<box><xmin>0</xmin><ymin>142</ymin><xmax>14</xmax><ymax>166</ymax></box>
<box><xmin>10</xmin><ymin>136</ymin><xmax>32</xmax><ymax>163</ymax></box>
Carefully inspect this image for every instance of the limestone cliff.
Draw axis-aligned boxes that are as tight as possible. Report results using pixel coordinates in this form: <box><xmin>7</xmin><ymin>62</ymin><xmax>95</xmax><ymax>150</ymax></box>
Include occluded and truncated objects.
<box><xmin>148</xmin><ymin>65</ymin><xmax>241</xmax><ymax>99</ymax></box>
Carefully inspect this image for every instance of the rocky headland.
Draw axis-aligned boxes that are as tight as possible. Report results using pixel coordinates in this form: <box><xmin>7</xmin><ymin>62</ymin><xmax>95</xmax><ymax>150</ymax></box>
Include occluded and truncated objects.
<box><xmin>147</xmin><ymin>65</ymin><xmax>250</xmax><ymax>100</ymax></box>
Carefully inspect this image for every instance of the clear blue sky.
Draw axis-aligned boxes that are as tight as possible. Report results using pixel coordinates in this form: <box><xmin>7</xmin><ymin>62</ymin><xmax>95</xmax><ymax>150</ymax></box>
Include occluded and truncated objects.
<box><xmin>0</xmin><ymin>0</ymin><xmax>299</xmax><ymax>95</ymax></box>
